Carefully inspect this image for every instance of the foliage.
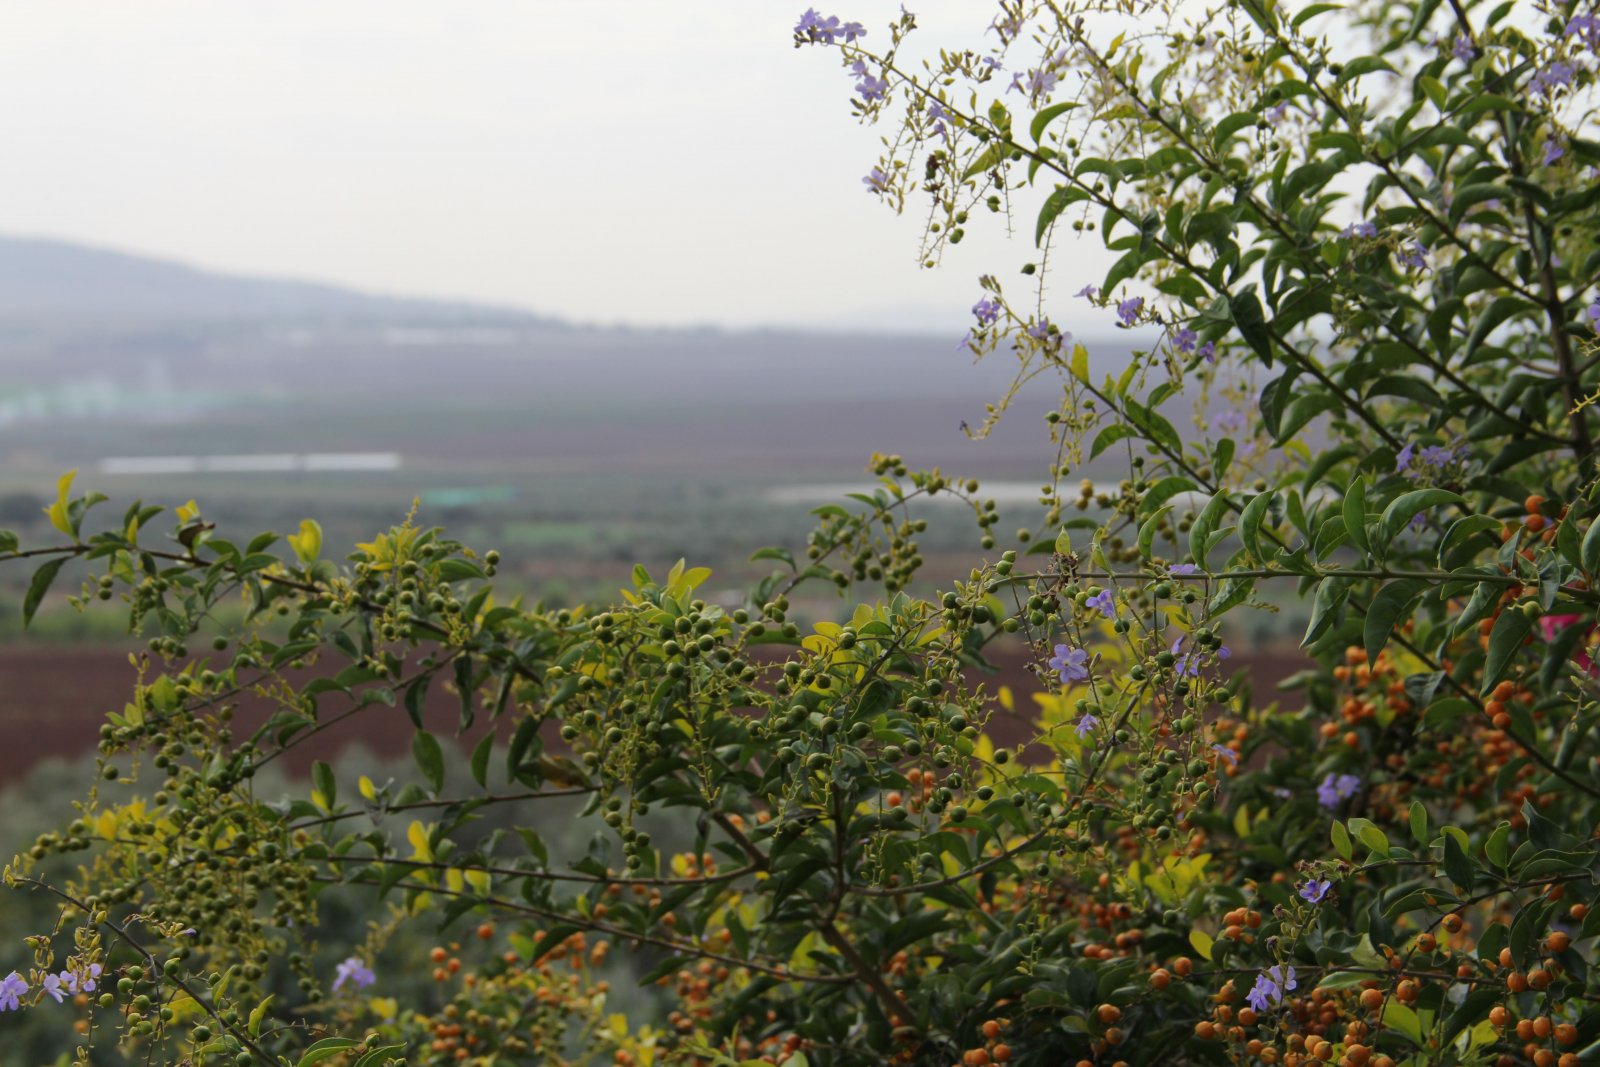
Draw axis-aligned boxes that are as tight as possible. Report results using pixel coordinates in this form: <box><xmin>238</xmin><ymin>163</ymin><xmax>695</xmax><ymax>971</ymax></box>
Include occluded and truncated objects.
<box><xmin>5</xmin><ymin>1</ymin><xmax>1600</xmax><ymax>1065</ymax></box>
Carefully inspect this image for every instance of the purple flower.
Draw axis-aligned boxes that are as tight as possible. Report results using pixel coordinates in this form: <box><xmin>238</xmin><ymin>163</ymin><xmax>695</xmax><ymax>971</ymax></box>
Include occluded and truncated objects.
<box><xmin>1266</xmin><ymin>101</ymin><xmax>1289</xmax><ymax>124</ymax></box>
<box><xmin>1074</xmin><ymin>712</ymin><xmax>1100</xmax><ymax>738</ymax></box>
<box><xmin>1299</xmin><ymin>878</ymin><xmax>1332</xmax><ymax>904</ymax></box>
<box><xmin>1169</xmin><ymin>563</ymin><xmax>1200</xmax><ymax>576</ymax></box>
<box><xmin>1317</xmin><ymin>772</ymin><xmax>1361</xmax><ymax>809</ymax></box>
<box><xmin>863</xmin><ymin>166</ymin><xmax>889</xmax><ymax>194</ymax></box>
<box><xmin>1543</xmin><ymin>138</ymin><xmax>1565</xmax><ymax>166</ymax></box>
<box><xmin>1088</xmin><ymin>588</ymin><xmax>1117</xmax><ymax>619</ymax></box>
<box><xmin>1171</xmin><ymin>636</ymin><xmax>1200</xmax><ymax>677</ymax></box>
<box><xmin>927</xmin><ymin>100</ymin><xmax>952</xmax><ymax>139</ymax></box>
<box><xmin>60</xmin><ymin>963</ymin><xmax>101</xmax><ymax>994</ymax></box>
<box><xmin>1116</xmin><ymin>296</ymin><xmax>1144</xmax><ymax>326</ymax></box>
<box><xmin>1341</xmin><ymin>221</ymin><xmax>1378</xmax><ymax>240</ymax></box>
<box><xmin>1049</xmin><ymin>644</ymin><xmax>1089</xmax><ymax>683</ymax></box>
<box><xmin>1450</xmin><ymin>34</ymin><xmax>1475</xmax><ymax>62</ymax></box>
<box><xmin>1075</xmin><ymin>284</ymin><xmax>1099</xmax><ymax>300</ymax></box>
<box><xmin>1173</xmin><ymin>326</ymin><xmax>1198</xmax><ymax>353</ymax></box>
<box><xmin>850</xmin><ymin>59</ymin><xmax>889</xmax><ymax>102</ymax></box>
<box><xmin>1245</xmin><ymin>971</ymin><xmax>1278</xmax><ymax>1013</ymax></box>
<box><xmin>1589</xmin><ymin>295</ymin><xmax>1600</xmax><ymax>327</ymax></box>
<box><xmin>795</xmin><ymin>9</ymin><xmax>866</xmax><ymax>45</ymax></box>
<box><xmin>1197</xmin><ymin>340</ymin><xmax>1216</xmax><ymax>363</ymax></box>
<box><xmin>0</xmin><ymin>972</ymin><xmax>25</xmax><ymax>1012</ymax></box>
<box><xmin>1213</xmin><ymin>409</ymin><xmax>1247</xmax><ymax>435</ymax></box>
<box><xmin>1395</xmin><ymin>442</ymin><xmax>1416</xmax><ymax>471</ymax></box>
<box><xmin>1530</xmin><ymin>61</ymin><xmax>1574</xmax><ymax>96</ymax></box>
<box><xmin>1397</xmin><ymin>242</ymin><xmax>1428</xmax><ymax>271</ymax></box>
<box><xmin>958</xmin><ymin>329</ymin><xmax>977</xmax><ymax>352</ymax></box>
<box><xmin>1420</xmin><ymin>444</ymin><xmax>1454</xmax><ymax>468</ymax></box>
<box><xmin>1027</xmin><ymin>317</ymin><xmax>1068</xmax><ymax>351</ymax></box>
<box><xmin>972</xmin><ymin>297</ymin><xmax>1001</xmax><ymax>327</ymax></box>
<box><xmin>333</xmin><ymin>956</ymin><xmax>376</xmax><ymax>992</ymax></box>
<box><xmin>1212</xmin><ymin>744</ymin><xmax>1239</xmax><ymax>766</ymax></box>
<box><xmin>42</xmin><ymin>973</ymin><xmax>66</xmax><ymax>1003</ymax></box>
<box><xmin>1567</xmin><ymin>14</ymin><xmax>1600</xmax><ymax>51</ymax></box>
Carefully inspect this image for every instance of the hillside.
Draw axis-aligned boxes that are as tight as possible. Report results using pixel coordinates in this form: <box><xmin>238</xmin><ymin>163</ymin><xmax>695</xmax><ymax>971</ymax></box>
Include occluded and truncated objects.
<box><xmin>0</xmin><ymin>235</ymin><xmax>561</xmax><ymax>325</ymax></box>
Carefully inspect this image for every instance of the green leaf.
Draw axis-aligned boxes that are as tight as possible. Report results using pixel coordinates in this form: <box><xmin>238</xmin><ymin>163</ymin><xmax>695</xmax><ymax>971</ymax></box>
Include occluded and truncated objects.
<box><xmin>1408</xmin><ymin>801</ymin><xmax>1429</xmax><ymax>846</ymax></box>
<box><xmin>1377</xmin><ymin>489</ymin><xmax>1462</xmax><ymax>553</ymax></box>
<box><xmin>352</xmin><ymin>1045</ymin><xmax>407</xmax><ymax>1067</ymax></box>
<box><xmin>1229</xmin><ymin>290</ymin><xmax>1274</xmax><ymax>365</ymax></box>
<box><xmin>1036</xmin><ymin>186</ymin><xmax>1087</xmax><ymax>245</ymax></box>
<box><xmin>1481</xmin><ymin>609</ymin><xmax>1533</xmax><ymax>695</ymax></box>
<box><xmin>1331</xmin><ymin>820</ymin><xmax>1352</xmax><ymax>860</ymax></box>
<box><xmin>1582</xmin><ymin>513</ymin><xmax>1600</xmax><ymax>575</ymax></box>
<box><xmin>1029</xmin><ymin>101</ymin><xmax>1079</xmax><ymax>143</ymax></box>
<box><xmin>1238</xmin><ymin>490</ymin><xmax>1275</xmax><ymax>562</ymax></box>
<box><xmin>312</xmin><ymin>761</ymin><xmax>337</xmax><ymax>810</ymax></box>
<box><xmin>1138</xmin><ymin>505</ymin><xmax>1173</xmax><ymax>559</ymax></box>
<box><xmin>1302</xmin><ymin>576</ymin><xmax>1350</xmax><ymax>648</ymax></box>
<box><xmin>1089</xmin><ymin>423</ymin><xmax>1135</xmax><ymax>459</ymax></box>
<box><xmin>1189</xmin><ymin>927</ymin><xmax>1214</xmax><ymax>961</ymax></box>
<box><xmin>0</xmin><ymin>529</ymin><xmax>17</xmax><ymax>554</ymax></box>
<box><xmin>1188</xmin><ymin>493</ymin><xmax>1231</xmax><ymax>570</ymax></box>
<box><xmin>1363</xmin><ymin>580</ymin><xmax>1424</xmax><ymax>665</ymax></box>
<box><xmin>470</xmin><ymin>733</ymin><xmax>494</xmax><ymax>789</ymax></box>
<box><xmin>750</xmin><ymin>546</ymin><xmax>796</xmax><ymax>570</ymax></box>
<box><xmin>1139</xmin><ymin>476</ymin><xmax>1197</xmax><ymax>518</ymax></box>
<box><xmin>413</xmin><ymin>730</ymin><xmax>445</xmax><ymax>793</ymax></box>
<box><xmin>1381</xmin><ymin>1000</ymin><xmax>1424</xmax><ymax>1046</ymax></box>
<box><xmin>296</xmin><ymin>1039</ymin><xmax>361</xmax><ymax>1067</ymax></box>
<box><xmin>1342</xmin><ymin>478</ymin><xmax>1370</xmax><ymax>555</ymax></box>
<box><xmin>1418</xmin><ymin>75</ymin><xmax>1445</xmax><ymax>109</ymax></box>
<box><xmin>1443</xmin><ymin>831</ymin><xmax>1474</xmax><ymax>891</ymax></box>
<box><xmin>22</xmin><ymin>558</ymin><xmax>66</xmax><ymax>628</ymax></box>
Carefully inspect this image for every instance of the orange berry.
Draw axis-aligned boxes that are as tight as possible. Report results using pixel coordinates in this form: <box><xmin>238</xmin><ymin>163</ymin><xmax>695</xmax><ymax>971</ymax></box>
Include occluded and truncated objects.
<box><xmin>430</xmin><ymin>947</ymin><xmax>448</xmax><ymax>963</ymax></box>
<box><xmin>1526</xmin><ymin>494</ymin><xmax>1546</xmax><ymax>515</ymax></box>
<box><xmin>476</xmin><ymin>923</ymin><xmax>495</xmax><ymax>941</ymax></box>
<box><xmin>1359</xmin><ymin>988</ymin><xmax>1385</xmax><ymax>1012</ymax></box>
<box><xmin>1545</xmin><ymin>931</ymin><xmax>1570</xmax><ymax>953</ymax></box>
<box><xmin>981</xmin><ymin>1021</ymin><xmax>1002</xmax><ymax>1040</ymax></box>
<box><xmin>1097</xmin><ymin>1004</ymin><xmax>1122</xmax><ymax>1024</ymax></box>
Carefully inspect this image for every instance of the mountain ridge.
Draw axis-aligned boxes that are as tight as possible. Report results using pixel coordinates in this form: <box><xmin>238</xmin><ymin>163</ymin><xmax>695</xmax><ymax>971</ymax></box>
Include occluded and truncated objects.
<box><xmin>0</xmin><ymin>235</ymin><xmax>564</xmax><ymax>326</ymax></box>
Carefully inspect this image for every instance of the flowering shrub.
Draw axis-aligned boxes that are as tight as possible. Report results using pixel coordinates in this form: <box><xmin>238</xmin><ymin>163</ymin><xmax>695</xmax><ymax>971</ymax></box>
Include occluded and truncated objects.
<box><xmin>5</xmin><ymin>0</ymin><xmax>1600</xmax><ymax>1064</ymax></box>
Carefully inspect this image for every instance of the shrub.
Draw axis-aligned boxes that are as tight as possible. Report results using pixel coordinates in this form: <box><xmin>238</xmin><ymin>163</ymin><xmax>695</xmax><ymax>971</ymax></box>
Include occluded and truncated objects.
<box><xmin>4</xmin><ymin>1</ymin><xmax>1600</xmax><ymax>1064</ymax></box>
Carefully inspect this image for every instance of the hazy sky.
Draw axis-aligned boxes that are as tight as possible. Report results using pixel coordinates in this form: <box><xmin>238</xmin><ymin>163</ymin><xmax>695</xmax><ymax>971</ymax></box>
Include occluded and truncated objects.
<box><xmin>0</xmin><ymin>1</ymin><xmax>1117</xmax><ymax>334</ymax></box>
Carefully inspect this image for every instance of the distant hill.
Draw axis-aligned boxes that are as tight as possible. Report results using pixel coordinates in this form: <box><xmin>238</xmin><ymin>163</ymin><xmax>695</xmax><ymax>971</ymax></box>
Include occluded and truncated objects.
<box><xmin>0</xmin><ymin>236</ymin><xmax>561</xmax><ymax>326</ymax></box>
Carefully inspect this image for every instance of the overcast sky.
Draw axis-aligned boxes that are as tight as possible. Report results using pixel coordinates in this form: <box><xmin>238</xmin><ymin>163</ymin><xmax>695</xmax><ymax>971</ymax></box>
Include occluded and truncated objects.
<box><xmin>0</xmin><ymin>1</ymin><xmax>1120</xmax><ymax>334</ymax></box>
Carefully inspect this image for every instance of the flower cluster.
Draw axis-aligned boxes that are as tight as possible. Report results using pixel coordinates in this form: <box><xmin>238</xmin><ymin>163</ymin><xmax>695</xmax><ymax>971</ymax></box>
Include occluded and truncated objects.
<box><xmin>333</xmin><ymin>956</ymin><xmax>377</xmax><ymax>992</ymax></box>
<box><xmin>850</xmin><ymin>59</ymin><xmax>888</xmax><ymax>103</ymax></box>
<box><xmin>1115</xmin><ymin>296</ymin><xmax>1143</xmax><ymax>326</ymax></box>
<box><xmin>1316</xmin><ymin>772</ymin><xmax>1361</xmax><ymax>809</ymax></box>
<box><xmin>1529</xmin><ymin>60</ymin><xmax>1574</xmax><ymax>97</ymax></box>
<box><xmin>794</xmin><ymin>9</ymin><xmax>866</xmax><ymax>45</ymax></box>
<box><xmin>1246</xmin><ymin>965</ymin><xmax>1297</xmax><ymax>1013</ymax></box>
<box><xmin>1396</xmin><ymin>440</ymin><xmax>1469</xmax><ymax>477</ymax></box>
<box><xmin>1340</xmin><ymin>220</ymin><xmax>1378</xmax><ymax>240</ymax></box>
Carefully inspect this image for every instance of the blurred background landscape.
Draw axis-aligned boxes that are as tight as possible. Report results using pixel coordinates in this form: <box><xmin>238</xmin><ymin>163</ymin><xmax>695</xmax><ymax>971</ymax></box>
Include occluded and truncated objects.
<box><xmin>0</xmin><ymin>234</ymin><xmax>1308</xmax><ymax>777</ymax></box>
